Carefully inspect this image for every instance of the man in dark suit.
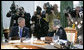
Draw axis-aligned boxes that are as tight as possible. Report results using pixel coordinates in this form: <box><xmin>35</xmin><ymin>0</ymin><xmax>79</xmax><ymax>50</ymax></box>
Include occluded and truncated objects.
<box><xmin>35</xmin><ymin>14</ymin><xmax>49</xmax><ymax>39</ymax></box>
<box><xmin>31</xmin><ymin>13</ymin><xmax>49</xmax><ymax>39</ymax></box>
<box><xmin>53</xmin><ymin>25</ymin><xmax>67</xmax><ymax>40</ymax></box>
<box><xmin>48</xmin><ymin>19</ymin><xmax>67</xmax><ymax>40</ymax></box>
<box><xmin>9</xmin><ymin>17</ymin><xmax>30</xmax><ymax>40</ymax></box>
<box><xmin>56</xmin><ymin>26</ymin><xmax>67</xmax><ymax>40</ymax></box>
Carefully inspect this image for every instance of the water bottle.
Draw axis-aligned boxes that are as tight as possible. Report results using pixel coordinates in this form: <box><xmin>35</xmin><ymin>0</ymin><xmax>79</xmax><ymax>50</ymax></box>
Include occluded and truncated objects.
<box><xmin>2</xmin><ymin>34</ymin><xmax>5</xmax><ymax>43</ymax></box>
<box><xmin>57</xmin><ymin>36</ymin><xmax>60</xmax><ymax>44</ymax></box>
<box><xmin>31</xmin><ymin>34</ymin><xmax>34</xmax><ymax>44</ymax></box>
<box><xmin>53</xmin><ymin>33</ymin><xmax>56</xmax><ymax>40</ymax></box>
<box><xmin>53</xmin><ymin>33</ymin><xmax>56</xmax><ymax>43</ymax></box>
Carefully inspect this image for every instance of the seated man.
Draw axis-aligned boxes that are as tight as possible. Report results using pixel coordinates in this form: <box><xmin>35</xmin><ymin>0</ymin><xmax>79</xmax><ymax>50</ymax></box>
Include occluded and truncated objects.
<box><xmin>52</xmin><ymin>19</ymin><xmax>67</xmax><ymax>40</ymax></box>
<box><xmin>9</xmin><ymin>17</ymin><xmax>30</xmax><ymax>40</ymax></box>
<box><xmin>53</xmin><ymin>24</ymin><xmax>67</xmax><ymax>40</ymax></box>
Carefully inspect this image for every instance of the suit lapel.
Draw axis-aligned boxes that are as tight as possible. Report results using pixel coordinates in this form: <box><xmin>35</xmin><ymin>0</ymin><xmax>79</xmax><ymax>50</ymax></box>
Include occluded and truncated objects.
<box><xmin>17</xmin><ymin>27</ymin><xmax>19</xmax><ymax>36</ymax></box>
<box><xmin>22</xmin><ymin>27</ymin><xmax>25</xmax><ymax>35</ymax></box>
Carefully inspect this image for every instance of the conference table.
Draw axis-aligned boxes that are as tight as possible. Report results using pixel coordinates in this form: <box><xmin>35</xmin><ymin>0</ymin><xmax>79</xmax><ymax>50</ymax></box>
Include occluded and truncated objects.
<box><xmin>1</xmin><ymin>38</ymin><xmax>83</xmax><ymax>49</ymax></box>
<box><xmin>1</xmin><ymin>39</ymin><xmax>57</xmax><ymax>49</ymax></box>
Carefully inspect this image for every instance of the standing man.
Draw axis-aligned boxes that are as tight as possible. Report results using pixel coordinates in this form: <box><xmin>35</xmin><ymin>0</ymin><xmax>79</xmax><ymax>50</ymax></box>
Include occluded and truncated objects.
<box><xmin>53</xmin><ymin>4</ymin><xmax>60</xmax><ymax>20</ymax></box>
<box><xmin>19</xmin><ymin>7</ymin><xmax>31</xmax><ymax>29</ymax></box>
<box><xmin>45</xmin><ymin>3</ymin><xmax>60</xmax><ymax>37</ymax></box>
<box><xmin>6</xmin><ymin>2</ymin><xmax>31</xmax><ymax>30</ymax></box>
<box><xmin>35</xmin><ymin>14</ymin><xmax>48</xmax><ymax>39</ymax></box>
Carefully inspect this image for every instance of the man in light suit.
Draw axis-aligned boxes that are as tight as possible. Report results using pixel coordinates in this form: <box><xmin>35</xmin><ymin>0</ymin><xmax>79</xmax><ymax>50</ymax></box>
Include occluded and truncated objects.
<box><xmin>9</xmin><ymin>17</ymin><xmax>30</xmax><ymax>40</ymax></box>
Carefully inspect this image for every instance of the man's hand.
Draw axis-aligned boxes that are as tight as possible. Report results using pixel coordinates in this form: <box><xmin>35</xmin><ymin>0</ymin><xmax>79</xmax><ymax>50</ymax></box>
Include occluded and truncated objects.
<box><xmin>21</xmin><ymin>37</ymin><xmax>26</xmax><ymax>41</ymax></box>
<box><xmin>52</xmin><ymin>25</ymin><xmax>56</xmax><ymax>30</ymax></box>
<box><xmin>51</xmin><ymin>10</ymin><xmax>55</xmax><ymax>15</ymax></box>
<box><xmin>46</xmin><ymin>13</ymin><xmax>48</xmax><ymax>17</ymax></box>
<box><xmin>52</xmin><ymin>25</ymin><xmax>58</xmax><ymax>30</ymax></box>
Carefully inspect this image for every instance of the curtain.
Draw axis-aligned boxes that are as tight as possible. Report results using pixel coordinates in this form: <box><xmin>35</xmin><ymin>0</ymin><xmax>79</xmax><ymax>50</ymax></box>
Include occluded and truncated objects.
<box><xmin>60</xmin><ymin>1</ymin><xmax>73</xmax><ymax>28</ymax></box>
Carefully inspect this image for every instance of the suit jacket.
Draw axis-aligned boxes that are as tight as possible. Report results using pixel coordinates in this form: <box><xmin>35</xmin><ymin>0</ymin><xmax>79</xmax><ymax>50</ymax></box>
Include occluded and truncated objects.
<box><xmin>56</xmin><ymin>27</ymin><xmax>67</xmax><ymax>40</ymax></box>
<box><xmin>31</xmin><ymin>16</ymin><xmax>49</xmax><ymax>39</ymax></box>
<box><xmin>24</xmin><ymin>13</ymin><xmax>31</xmax><ymax>28</ymax></box>
<box><xmin>71</xmin><ymin>10</ymin><xmax>80</xmax><ymax>18</ymax></box>
<box><xmin>35</xmin><ymin>18</ymin><xmax>49</xmax><ymax>37</ymax></box>
<box><xmin>9</xmin><ymin>26</ymin><xmax>30</xmax><ymax>39</ymax></box>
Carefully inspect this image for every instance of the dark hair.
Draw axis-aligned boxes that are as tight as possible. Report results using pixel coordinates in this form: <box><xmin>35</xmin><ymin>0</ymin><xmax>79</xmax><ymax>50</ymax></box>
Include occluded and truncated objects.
<box><xmin>36</xmin><ymin>6</ymin><xmax>42</xmax><ymax>15</ymax></box>
<box><xmin>36</xmin><ymin>6</ymin><xmax>42</xmax><ymax>11</ymax></box>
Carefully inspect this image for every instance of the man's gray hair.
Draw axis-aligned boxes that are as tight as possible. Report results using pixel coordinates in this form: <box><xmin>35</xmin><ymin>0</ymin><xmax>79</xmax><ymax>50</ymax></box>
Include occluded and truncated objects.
<box><xmin>18</xmin><ymin>17</ymin><xmax>25</xmax><ymax>23</ymax></box>
<box><xmin>53</xmin><ymin>19</ymin><xmax>61</xmax><ymax>26</ymax></box>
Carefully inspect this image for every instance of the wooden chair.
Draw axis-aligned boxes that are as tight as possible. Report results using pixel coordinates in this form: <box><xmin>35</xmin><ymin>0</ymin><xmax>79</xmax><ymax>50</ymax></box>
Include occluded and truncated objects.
<box><xmin>64</xmin><ymin>27</ymin><xmax>78</xmax><ymax>44</ymax></box>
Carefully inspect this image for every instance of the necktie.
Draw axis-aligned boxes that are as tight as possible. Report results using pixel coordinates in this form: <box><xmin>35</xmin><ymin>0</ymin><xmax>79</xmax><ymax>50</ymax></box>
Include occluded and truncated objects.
<box><xmin>20</xmin><ymin>28</ymin><xmax>22</xmax><ymax>38</ymax></box>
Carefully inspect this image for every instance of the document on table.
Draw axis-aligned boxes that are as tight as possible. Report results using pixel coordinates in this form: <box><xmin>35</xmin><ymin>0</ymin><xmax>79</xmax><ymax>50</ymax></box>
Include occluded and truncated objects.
<box><xmin>74</xmin><ymin>44</ymin><xmax>83</xmax><ymax>49</ymax></box>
